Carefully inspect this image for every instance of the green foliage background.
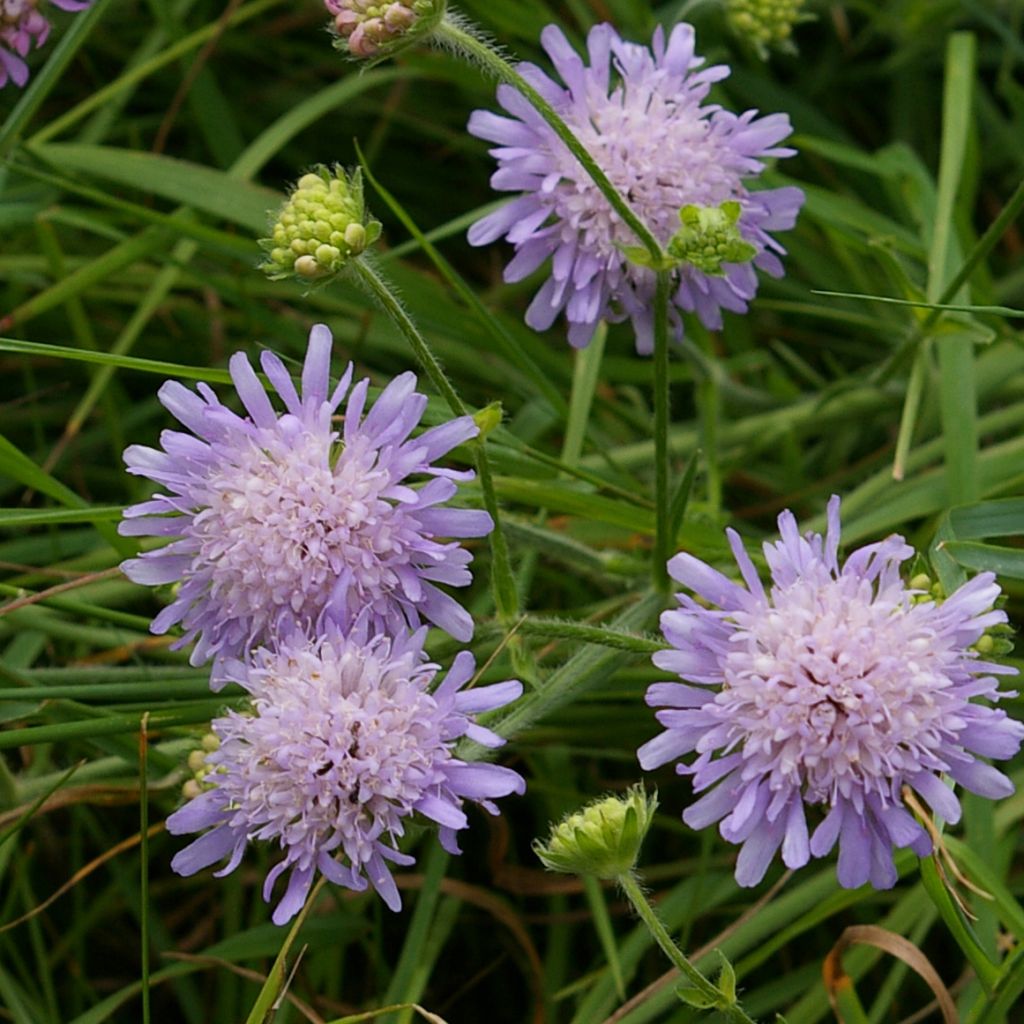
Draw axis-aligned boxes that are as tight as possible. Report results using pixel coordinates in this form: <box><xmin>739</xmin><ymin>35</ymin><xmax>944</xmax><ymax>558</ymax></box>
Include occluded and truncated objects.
<box><xmin>1</xmin><ymin>0</ymin><xmax>1024</xmax><ymax>1021</ymax></box>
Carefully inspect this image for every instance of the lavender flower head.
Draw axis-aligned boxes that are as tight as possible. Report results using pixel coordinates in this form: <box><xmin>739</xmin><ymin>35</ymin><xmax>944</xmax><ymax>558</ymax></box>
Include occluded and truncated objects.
<box><xmin>1</xmin><ymin>0</ymin><xmax>91</xmax><ymax>88</ymax></box>
<box><xmin>120</xmin><ymin>324</ymin><xmax>491</xmax><ymax>683</ymax></box>
<box><xmin>167</xmin><ymin>623</ymin><xmax>524</xmax><ymax>923</ymax></box>
<box><xmin>467</xmin><ymin>22</ymin><xmax>804</xmax><ymax>352</ymax></box>
<box><xmin>639</xmin><ymin>498</ymin><xmax>1024</xmax><ymax>890</ymax></box>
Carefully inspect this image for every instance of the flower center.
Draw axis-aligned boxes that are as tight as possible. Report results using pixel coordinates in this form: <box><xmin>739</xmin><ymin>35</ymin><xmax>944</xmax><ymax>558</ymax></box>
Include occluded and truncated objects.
<box><xmin>218</xmin><ymin>649</ymin><xmax>446</xmax><ymax>864</ymax></box>
<box><xmin>191</xmin><ymin>427</ymin><xmax>410</xmax><ymax>635</ymax></box>
<box><xmin>719</xmin><ymin>576</ymin><xmax>963</xmax><ymax>805</ymax></box>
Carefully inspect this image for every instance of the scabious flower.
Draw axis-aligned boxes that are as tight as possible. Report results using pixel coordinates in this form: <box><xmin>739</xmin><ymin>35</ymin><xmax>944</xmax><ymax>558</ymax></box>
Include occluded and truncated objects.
<box><xmin>120</xmin><ymin>324</ymin><xmax>491</xmax><ymax>683</ymax></box>
<box><xmin>467</xmin><ymin>22</ymin><xmax>804</xmax><ymax>353</ymax></box>
<box><xmin>1</xmin><ymin>0</ymin><xmax>91</xmax><ymax>88</ymax></box>
<box><xmin>325</xmin><ymin>0</ymin><xmax>444</xmax><ymax>60</ymax></box>
<box><xmin>167</xmin><ymin>623</ymin><xmax>524</xmax><ymax>924</ymax></box>
<box><xmin>639</xmin><ymin>497</ymin><xmax>1024</xmax><ymax>890</ymax></box>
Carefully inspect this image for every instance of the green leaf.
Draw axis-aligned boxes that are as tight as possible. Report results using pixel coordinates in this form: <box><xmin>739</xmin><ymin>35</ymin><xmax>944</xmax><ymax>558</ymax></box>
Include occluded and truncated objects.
<box><xmin>674</xmin><ymin>985</ymin><xmax>718</xmax><ymax>1009</ymax></box>
<box><xmin>716</xmin><ymin>949</ymin><xmax>738</xmax><ymax>1004</ymax></box>
<box><xmin>938</xmin><ymin>540</ymin><xmax>1024</xmax><ymax>579</ymax></box>
<box><xmin>29</xmin><ymin>144</ymin><xmax>281</xmax><ymax>231</ymax></box>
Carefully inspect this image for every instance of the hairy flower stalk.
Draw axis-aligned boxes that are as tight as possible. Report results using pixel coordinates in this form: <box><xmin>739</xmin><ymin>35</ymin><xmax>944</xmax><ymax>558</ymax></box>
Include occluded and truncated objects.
<box><xmin>535</xmin><ymin>788</ymin><xmax>755</xmax><ymax>1022</ymax></box>
<box><xmin>1</xmin><ymin>0</ymin><xmax>91</xmax><ymax>88</ymax></box>
<box><xmin>467</xmin><ymin>22</ymin><xmax>804</xmax><ymax>352</ymax></box>
<box><xmin>167</xmin><ymin>623</ymin><xmax>524</xmax><ymax>924</ymax></box>
<box><xmin>120</xmin><ymin>324</ymin><xmax>491</xmax><ymax>682</ymax></box>
<box><xmin>639</xmin><ymin>497</ymin><xmax>1024</xmax><ymax>889</ymax></box>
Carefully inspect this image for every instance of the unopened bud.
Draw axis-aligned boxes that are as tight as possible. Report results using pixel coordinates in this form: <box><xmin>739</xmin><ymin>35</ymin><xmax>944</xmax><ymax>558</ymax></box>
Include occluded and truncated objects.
<box><xmin>324</xmin><ymin>0</ymin><xmax>445</xmax><ymax>60</ymax></box>
<box><xmin>534</xmin><ymin>785</ymin><xmax>657</xmax><ymax>879</ymax></box>
<box><xmin>725</xmin><ymin>0</ymin><xmax>809</xmax><ymax>59</ymax></box>
<box><xmin>260</xmin><ymin>165</ymin><xmax>381</xmax><ymax>282</ymax></box>
<box><xmin>667</xmin><ymin>201</ymin><xmax>757</xmax><ymax>276</ymax></box>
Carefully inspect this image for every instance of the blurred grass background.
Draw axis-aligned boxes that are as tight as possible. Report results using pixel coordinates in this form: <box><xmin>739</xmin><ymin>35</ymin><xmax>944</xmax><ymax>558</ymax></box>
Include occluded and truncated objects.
<box><xmin>1</xmin><ymin>0</ymin><xmax>1024</xmax><ymax>1021</ymax></box>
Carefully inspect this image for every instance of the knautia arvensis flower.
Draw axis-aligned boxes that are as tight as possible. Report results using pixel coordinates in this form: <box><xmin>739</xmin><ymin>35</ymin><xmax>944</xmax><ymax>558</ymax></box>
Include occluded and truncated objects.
<box><xmin>260</xmin><ymin>166</ymin><xmax>381</xmax><ymax>282</ymax></box>
<box><xmin>167</xmin><ymin>623</ymin><xmax>524</xmax><ymax>924</ymax></box>
<box><xmin>725</xmin><ymin>0</ymin><xmax>808</xmax><ymax>59</ymax></box>
<box><xmin>467</xmin><ymin>22</ymin><xmax>804</xmax><ymax>352</ymax></box>
<box><xmin>535</xmin><ymin>785</ymin><xmax>657</xmax><ymax>879</ymax></box>
<box><xmin>120</xmin><ymin>324</ymin><xmax>491</xmax><ymax>683</ymax></box>
<box><xmin>325</xmin><ymin>0</ymin><xmax>444</xmax><ymax>60</ymax></box>
<box><xmin>1</xmin><ymin>0</ymin><xmax>91</xmax><ymax>88</ymax></box>
<box><xmin>639</xmin><ymin>497</ymin><xmax>1024</xmax><ymax>889</ymax></box>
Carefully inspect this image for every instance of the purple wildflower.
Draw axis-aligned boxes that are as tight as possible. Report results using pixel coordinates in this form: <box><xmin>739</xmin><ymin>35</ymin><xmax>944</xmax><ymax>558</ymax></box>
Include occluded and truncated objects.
<box><xmin>639</xmin><ymin>497</ymin><xmax>1024</xmax><ymax>889</ymax></box>
<box><xmin>1</xmin><ymin>0</ymin><xmax>91</xmax><ymax>88</ymax></box>
<box><xmin>467</xmin><ymin>22</ymin><xmax>804</xmax><ymax>352</ymax></box>
<box><xmin>120</xmin><ymin>324</ymin><xmax>491</xmax><ymax>684</ymax></box>
<box><xmin>167</xmin><ymin>623</ymin><xmax>524</xmax><ymax>924</ymax></box>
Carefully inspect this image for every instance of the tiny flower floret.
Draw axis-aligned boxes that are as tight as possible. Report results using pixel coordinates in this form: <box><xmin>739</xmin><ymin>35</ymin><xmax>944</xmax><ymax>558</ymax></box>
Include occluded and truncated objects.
<box><xmin>1</xmin><ymin>0</ymin><xmax>91</xmax><ymax>89</ymax></box>
<box><xmin>639</xmin><ymin>497</ymin><xmax>1024</xmax><ymax>890</ymax></box>
<box><xmin>166</xmin><ymin>625</ymin><xmax>524</xmax><ymax>924</ymax></box>
<box><xmin>535</xmin><ymin>785</ymin><xmax>657</xmax><ymax>879</ymax></box>
<box><xmin>325</xmin><ymin>0</ymin><xmax>443</xmax><ymax>59</ymax></box>
<box><xmin>468</xmin><ymin>22</ymin><xmax>804</xmax><ymax>352</ymax></box>
<box><xmin>120</xmin><ymin>324</ymin><xmax>492</xmax><ymax>682</ymax></box>
<box><xmin>261</xmin><ymin>166</ymin><xmax>381</xmax><ymax>282</ymax></box>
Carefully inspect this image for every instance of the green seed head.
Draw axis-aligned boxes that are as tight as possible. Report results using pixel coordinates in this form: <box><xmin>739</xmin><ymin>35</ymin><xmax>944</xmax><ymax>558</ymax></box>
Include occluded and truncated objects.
<box><xmin>260</xmin><ymin>165</ymin><xmax>382</xmax><ymax>282</ymax></box>
<box><xmin>534</xmin><ymin>785</ymin><xmax>657</xmax><ymax>879</ymax></box>
<box><xmin>666</xmin><ymin>201</ymin><xmax>758</xmax><ymax>276</ymax></box>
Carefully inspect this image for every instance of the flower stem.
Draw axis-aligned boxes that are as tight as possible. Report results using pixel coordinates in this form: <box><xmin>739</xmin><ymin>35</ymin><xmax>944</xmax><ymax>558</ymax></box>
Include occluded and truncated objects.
<box><xmin>653</xmin><ymin>270</ymin><xmax>671</xmax><ymax>592</ymax></box>
<box><xmin>434</xmin><ymin>15</ymin><xmax>663</xmax><ymax>264</ymax></box>
<box><xmin>617</xmin><ymin>871</ymin><xmax>758</xmax><ymax>1024</ymax></box>
<box><xmin>350</xmin><ymin>257</ymin><xmax>521</xmax><ymax>627</ymax></box>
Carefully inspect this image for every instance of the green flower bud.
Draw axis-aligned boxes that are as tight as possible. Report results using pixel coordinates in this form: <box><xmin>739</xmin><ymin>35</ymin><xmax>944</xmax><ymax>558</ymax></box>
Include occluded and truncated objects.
<box><xmin>329</xmin><ymin>0</ymin><xmax>445</xmax><ymax>61</ymax></box>
<box><xmin>725</xmin><ymin>0</ymin><xmax>809</xmax><ymax>59</ymax></box>
<box><xmin>260</xmin><ymin>165</ymin><xmax>382</xmax><ymax>282</ymax></box>
<box><xmin>534</xmin><ymin>785</ymin><xmax>657</xmax><ymax>879</ymax></box>
<box><xmin>666</xmin><ymin>201</ymin><xmax>758</xmax><ymax>276</ymax></box>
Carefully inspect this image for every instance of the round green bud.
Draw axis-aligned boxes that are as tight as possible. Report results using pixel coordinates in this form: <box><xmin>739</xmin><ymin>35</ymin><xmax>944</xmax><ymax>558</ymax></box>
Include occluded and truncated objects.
<box><xmin>725</xmin><ymin>0</ymin><xmax>808</xmax><ymax>58</ymax></box>
<box><xmin>666</xmin><ymin>201</ymin><xmax>758</xmax><ymax>276</ymax></box>
<box><xmin>534</xmin><ymin>785</ymin><xmax>657</xmax><ymax>879</ymax></box>
<box><xmin>260</xmin><ymin>165</ymin><xmax>382</xmax><ymax>282</ymax></box>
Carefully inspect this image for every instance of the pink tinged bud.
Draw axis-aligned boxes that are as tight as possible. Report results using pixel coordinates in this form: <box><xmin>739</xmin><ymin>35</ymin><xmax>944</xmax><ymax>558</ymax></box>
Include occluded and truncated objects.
<box><xmin>384</xmin><ymin>3</ymin><xmax>415</xmax><ymax>29</ymax></box>
<box><xmin>334</xmin><ymin>10</ymin><xmax>360</xmax><ymax>33</ymax></box>
<box><xmin>347</xmin><ymin>22</ymin><xmax>378</xmax><ymax>57</ymax></box>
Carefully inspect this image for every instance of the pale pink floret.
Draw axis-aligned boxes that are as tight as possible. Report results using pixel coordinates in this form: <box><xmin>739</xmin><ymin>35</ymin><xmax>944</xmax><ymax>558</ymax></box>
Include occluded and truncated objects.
<box><xmin>1</xmin><ymin>0</ymin><xmax>92</xmax><ymax>89</ymax></box>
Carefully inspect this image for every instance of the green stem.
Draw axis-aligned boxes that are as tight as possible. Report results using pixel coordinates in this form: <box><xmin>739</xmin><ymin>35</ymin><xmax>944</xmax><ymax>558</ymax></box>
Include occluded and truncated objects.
<box><xmin>653</xmin><ymin>270</ymin><xmax>672</xmax><ymax>592</ymax></box>
<box><xmin>434</xmin><ymin>16</ymin><xmax>663</xmax><ymax>263</ymax></box>
<box><xmin>617</xmin><ymin>871</ymin><xmax>757</xmax><ymax>1024</ymax></box>
<box><xmin>349</xmin><ymin>258</ymin><xmax>520</xmax><ymax>625</ymax></box>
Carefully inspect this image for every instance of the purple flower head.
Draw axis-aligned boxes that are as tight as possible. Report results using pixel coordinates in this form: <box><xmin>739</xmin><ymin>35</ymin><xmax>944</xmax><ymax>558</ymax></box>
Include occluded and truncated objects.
<box><xmin>167</xmin><ymin>622</ymin><xmax>525</xmax><ymax>924</ymax></box>
<box><xmin>1</xmin><ymin>0</ymin><xmax>92</xmax><ymax>89</ymax></box>
<box><xmin>120</xmin><ymin>324</ymin><xmax>492</xmax><ymax>684</ymax></box>
<box><xmin>467</xmin><ymin>22</ymin><xmax>804</xmax><ymax>353</ymax></box>
<box><xmin>639</xmin><ymin>497</ymin><xmax>1024</xmax><ymax>890</ymax></box>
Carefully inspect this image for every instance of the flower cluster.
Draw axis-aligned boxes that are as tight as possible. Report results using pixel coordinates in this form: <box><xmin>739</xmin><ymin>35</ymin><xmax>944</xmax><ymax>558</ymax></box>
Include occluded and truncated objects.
<box><xmin>168</xmin><ymin>624</ymin><xmax>523</xmax><ymax>923</ymax></box>
<box><xmin>639</xmin><ymin>498</ymin><xmax>1024</xmax><ymax>889</ymax></box>
<box><xmin>1</xmin><ymin>0</ymin><xmax>91</xmax><ymax>88</ymax></box>
<box><xmin>126</xmin><ymin>325</ymin><xmax>524</xmax><ymax>921</ymax></box>
<box><xmin>468</xmin><ymin>23</ymin><xmax>804</xmax><ymax>352</ymax></box>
